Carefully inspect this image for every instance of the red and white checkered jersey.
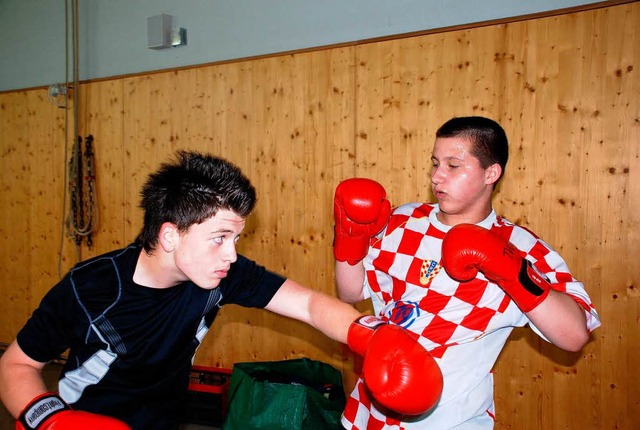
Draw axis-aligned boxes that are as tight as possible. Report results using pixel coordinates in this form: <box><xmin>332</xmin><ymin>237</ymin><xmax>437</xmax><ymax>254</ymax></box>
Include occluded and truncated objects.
<box><xmin>342</xmin><ymin>203</ymin><xmax>601</xmax><ymax>430</ymax></box>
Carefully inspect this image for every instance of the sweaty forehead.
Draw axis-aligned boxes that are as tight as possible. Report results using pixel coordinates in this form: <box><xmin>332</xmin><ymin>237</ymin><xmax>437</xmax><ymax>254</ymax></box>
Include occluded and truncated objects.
<box><xmin>432</xmin><ymin>137</ymin><xmax>473</xmax><ymax>159</ymax></box>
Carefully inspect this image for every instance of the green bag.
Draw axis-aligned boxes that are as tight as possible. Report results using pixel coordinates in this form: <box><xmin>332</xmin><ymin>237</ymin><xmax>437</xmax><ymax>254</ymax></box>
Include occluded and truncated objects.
<box><xmin>221</xmin><ymin>357</ymin><xmax>347</xmax><ymax>430</ymax></box>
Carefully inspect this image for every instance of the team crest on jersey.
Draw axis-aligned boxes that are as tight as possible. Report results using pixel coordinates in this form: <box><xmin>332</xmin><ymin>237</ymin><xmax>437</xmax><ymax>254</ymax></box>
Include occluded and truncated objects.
<box><xmin>387</xmin><ymin>301</ymin><xmax>420</xmax><ymax>328</ymax></box>
<box><xmin>419</xmin><ymin>259</ymin><xmax>441</xmax><ymax>286</ymax></box>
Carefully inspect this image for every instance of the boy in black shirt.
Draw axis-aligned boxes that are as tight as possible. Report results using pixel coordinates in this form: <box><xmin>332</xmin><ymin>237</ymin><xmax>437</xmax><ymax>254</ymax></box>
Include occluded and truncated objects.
<box><xmin>0</xmin><ymin>151</ymin><xmax>442</xmax><ymax>430</ymax></box>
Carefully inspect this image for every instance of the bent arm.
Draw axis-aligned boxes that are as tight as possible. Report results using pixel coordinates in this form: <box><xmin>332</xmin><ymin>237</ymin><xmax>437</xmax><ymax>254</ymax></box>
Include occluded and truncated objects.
<box><xmin>265</xmin><ymin>279</ymin><xmax>362</xmax><ymax>343</ymax></box>
<box><xmin>335</xmin><ymin>260</ymin><xmax>366</xmax><ymax>304</ymax></box>
<box><xmin>0</xmin><ymin>340</ymin><xmax>48</xmax><ymax>418</ymax></box>
<box><xmin>526</xmin><ymin>290</ymin><xmax>589</xmax><ymax>352</ymax></box>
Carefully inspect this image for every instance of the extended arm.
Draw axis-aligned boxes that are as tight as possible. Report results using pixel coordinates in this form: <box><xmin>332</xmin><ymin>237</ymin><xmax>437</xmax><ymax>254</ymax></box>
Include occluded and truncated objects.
<box><xmin>265</xmin><ymin>278</ymin><xmax>361</xmax><ymax>343</ymax></box>
<box><xmin>265</xmin><ymin>279</ymin><xmax>443</xmax><ymax>415</ymax></box>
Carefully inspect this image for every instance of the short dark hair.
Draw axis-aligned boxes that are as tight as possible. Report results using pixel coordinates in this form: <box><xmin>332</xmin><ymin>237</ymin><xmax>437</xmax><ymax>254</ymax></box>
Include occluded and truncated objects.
<box><xmin>137</xmin><ymin>150</ymin><xmax>256</xmax><ymax>252</ymax></box>
<box><xmin>436</xmin><ymin>116</ymin><xmax>509</xmax><ymax>182</ymax></box>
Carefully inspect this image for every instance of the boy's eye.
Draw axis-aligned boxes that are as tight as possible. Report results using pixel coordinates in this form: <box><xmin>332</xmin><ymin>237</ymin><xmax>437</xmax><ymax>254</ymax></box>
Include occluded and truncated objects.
<box><xmin>213</xmin><ymin>237</ymin><xmax>224</xmax><ymax>244</ymax></box>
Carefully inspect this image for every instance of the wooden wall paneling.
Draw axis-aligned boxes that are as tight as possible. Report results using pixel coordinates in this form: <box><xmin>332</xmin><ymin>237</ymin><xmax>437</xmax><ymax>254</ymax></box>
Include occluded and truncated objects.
<box><xmin>209</xmin><ymin>62</ymin><xmax>256</xmax><ymax>162</ymax></box>
<box><xmin>252</xmin><ymin>53</ymin><xmax>313</xmax><ymax>363</ymax></box>
<box><xmin>554</xmin><ymin>9</ymin><xmax>611</xmax><ymax>429</ymax></box>
<box><xmin>244</xmin><ymin>53</ymin><xmax>323</xmax><ymax>363</ymax></box>
<box><xmin>496</xmin><ymin>5</ymin><xmax>639</xmax><ymax>429</ymax></box>
<box><xmin>172</xmin><ymin>67</ymin><xmax>216</xmax><ymax>153</ymax></box>
<box><xmin>354</xmin><ymin>38</ymin><xmax>430</xmax><ymax>205</ymax></box>
<box><xmin>76</xmin><ymin>80</ymin><xmax>127</xmax><ymax>261</ymax></box>
<box><xmin>266</xmin><ymin>48</ymin><xmax>357</xmax><ymax>372</ymax></box>
<box><xmin>490</xmin><ymin>5</ymin><xmax>639</xmax><ymax>430</ymax></box>
<box><xmin>121</xmin><ymin>72</ymin><xmax>184</xmax><ymax>243</ymax></box>
<box><xmin>590</xmin><ymin>3</ymin><xmax>640</xmax><ymax>427</ymax></box>
<box><xmin>0</xmin><ymin>92</ymin><xmax>34</xmax><ymax>339</ymax></box>
<box><xmin>353</xmin><ymin>28</ymin><xmax>505</xmax><ymax>206</ymax></box>
<box><xmin>169</xmin><ymin>64</ymin><xmax>250</xmax><ymax>158</ymax></box>
<box><xmin>198</xmin><ymin>48</ymin><xmax>358</xmax><ymax>380</ymax></box>
<box><xmin>0</xmin><ymin>88</ymin><xmax>71</xmax><ymax>340</ymax></box>
<box><xmin>492</xmin><ymin>19</ymin><xmax>546</xmax><ymax>228</ymax></box>
<box><xmin>24</xmin><ymin>90</ymin><xmax>68</xmax><ymax>307</ymax></box>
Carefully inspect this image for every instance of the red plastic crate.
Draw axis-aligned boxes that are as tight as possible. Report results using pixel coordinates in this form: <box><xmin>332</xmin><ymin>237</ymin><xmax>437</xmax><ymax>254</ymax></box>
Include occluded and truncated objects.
<box><xmin>183</xmin><ymin>365</ymin><xmax>233</xmax><ymax>426</ymax></box>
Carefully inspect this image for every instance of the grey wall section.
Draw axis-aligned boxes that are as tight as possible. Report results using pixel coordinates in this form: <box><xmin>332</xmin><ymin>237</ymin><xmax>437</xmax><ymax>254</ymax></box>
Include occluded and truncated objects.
<box><xmin>0</xmin><ymin>0</ymin><xmax>608</xmax><ymax>92</ymax></box>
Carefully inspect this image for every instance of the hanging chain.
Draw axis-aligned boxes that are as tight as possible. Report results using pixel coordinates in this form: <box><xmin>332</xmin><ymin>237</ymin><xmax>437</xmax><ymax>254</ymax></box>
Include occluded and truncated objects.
<box><xmin>67</xmin><ymin>135</ymin><xmax>99</xmax><ymax>247</ymax></box>
<box><xmin>83</xmin><ymin>135</ymin><xmax>97</xmax><ymax>246</ymax></box>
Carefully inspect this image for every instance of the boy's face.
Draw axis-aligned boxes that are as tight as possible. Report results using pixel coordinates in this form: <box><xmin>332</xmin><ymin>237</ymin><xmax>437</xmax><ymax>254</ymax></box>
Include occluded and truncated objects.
<box><xmin>172</xmin><ymin>209</ymin><xmax>245</xmax><ymax>289</ymax></box>
<box><xmin>430</xmin><ymin>136</ymin><xmax>498</xmax><ymax>224</ymax></box>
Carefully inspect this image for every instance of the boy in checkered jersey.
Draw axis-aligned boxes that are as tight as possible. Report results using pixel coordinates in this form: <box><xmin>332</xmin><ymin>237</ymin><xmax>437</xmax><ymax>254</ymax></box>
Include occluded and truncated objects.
<box><xmin>333</xmin><ymin>116</ymin><xmax>601</xmax><ymax>429</ymax></box>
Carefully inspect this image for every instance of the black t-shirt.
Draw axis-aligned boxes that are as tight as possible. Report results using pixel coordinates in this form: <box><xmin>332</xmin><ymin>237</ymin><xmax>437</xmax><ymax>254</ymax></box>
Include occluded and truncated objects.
<box><xmin>17</xmin><ymin>244</ymin><xmax>285</xmax><ymax>430</ymax></box>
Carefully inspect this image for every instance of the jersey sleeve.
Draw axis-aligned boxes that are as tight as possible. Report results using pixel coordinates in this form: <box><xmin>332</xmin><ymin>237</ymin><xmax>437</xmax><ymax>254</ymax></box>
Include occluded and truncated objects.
<box><xmin>218</xmin><ymin>254</ymin><xmax>286</xmax><ymax>308</ymax></box>
<box><xmin>510</xmin><ymin>226</ymin><xmax>601</xmax><ymax>333</ymax></box>
<box><xmin>16</xmin><ymin>275</ymin><xmax>80</xmax><ymax>363</ymax></box>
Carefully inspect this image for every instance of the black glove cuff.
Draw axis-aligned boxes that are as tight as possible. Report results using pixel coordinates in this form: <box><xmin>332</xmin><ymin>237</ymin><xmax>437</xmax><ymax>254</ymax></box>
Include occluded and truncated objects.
<box><xmin>18</xmin><ymin>393</ymin><xmax>70</xmax><ymax>430</ymax></box>
<box><xmin>518</xmin><ymin>259</ymin><xmax>551</xmax><ymax>296</ymax></box>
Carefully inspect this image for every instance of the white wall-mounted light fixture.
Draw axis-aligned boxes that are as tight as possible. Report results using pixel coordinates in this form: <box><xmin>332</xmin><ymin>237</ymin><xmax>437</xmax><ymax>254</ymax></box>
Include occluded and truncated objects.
<box><xmin>147</xmin><ymin>14</ymin><xmax>187</xmax><ymax>49</ymax></box>
<box><xmin>171</xmin><ymin>27</ymin><xmax>187</xmax><ymax>47</ymax></box>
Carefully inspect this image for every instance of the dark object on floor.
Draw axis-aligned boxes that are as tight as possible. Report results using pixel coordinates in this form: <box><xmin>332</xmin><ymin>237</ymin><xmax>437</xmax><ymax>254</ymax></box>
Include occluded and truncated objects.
<box><xmin>221</xmin><ymin>357</ymin><xmax>346</xmax><ymax>430</ymax></box>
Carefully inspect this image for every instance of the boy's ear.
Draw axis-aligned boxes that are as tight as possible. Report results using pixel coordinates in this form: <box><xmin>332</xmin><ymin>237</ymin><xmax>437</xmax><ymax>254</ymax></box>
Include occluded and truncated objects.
<box><xmin>158</xmin><ymin>222</ymin><xmax>178</xmax><ymax>252</ymax></box>
<box><xmin>485</xmin><ymin>163</ymin><xmax>502</xmax><ymax>185</ymax></box>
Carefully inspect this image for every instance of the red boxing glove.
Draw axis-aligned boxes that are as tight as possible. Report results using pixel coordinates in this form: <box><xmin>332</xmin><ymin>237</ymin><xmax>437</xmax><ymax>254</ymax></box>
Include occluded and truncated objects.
<box><xmin>347</xmin><ymin>316</ymin><xmax>443</xmax><ymax>415</ymax></box>
<box><xmin>333</xmin><ymin>178</ymin><xmax>391</xmax><ymax>265</ymax></box>
<box><xmin>17</xmin><ymin>393</ymin><xmax>131</xmax><ymax>430</ymax></box>
<box><xmin>441</xmin><ymin>224</ymin><xmax>551</xmax><ymax>313</ymax></box>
